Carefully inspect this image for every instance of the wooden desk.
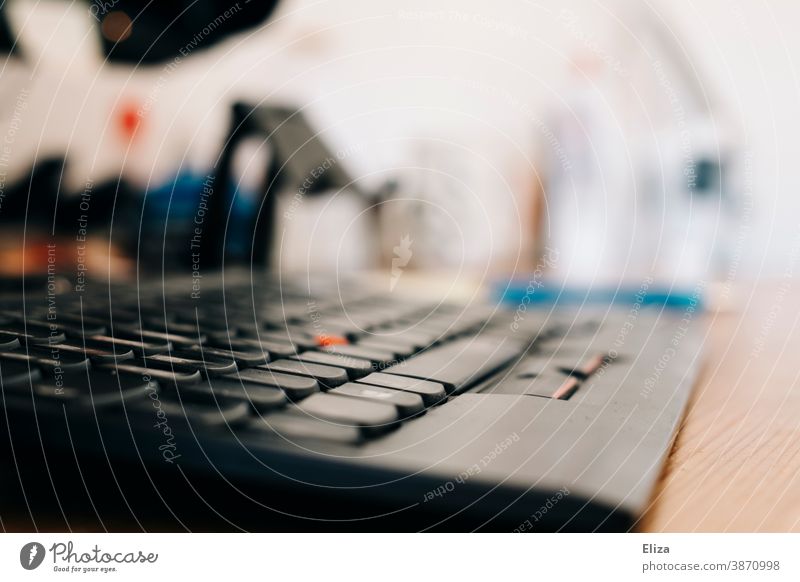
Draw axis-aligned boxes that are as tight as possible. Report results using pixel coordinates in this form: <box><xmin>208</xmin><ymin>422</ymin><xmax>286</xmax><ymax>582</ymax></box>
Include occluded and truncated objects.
<box><xmin>641</xmin><ymin>283</ymin><xmax>800</xmax><ymax>531</ymax></box>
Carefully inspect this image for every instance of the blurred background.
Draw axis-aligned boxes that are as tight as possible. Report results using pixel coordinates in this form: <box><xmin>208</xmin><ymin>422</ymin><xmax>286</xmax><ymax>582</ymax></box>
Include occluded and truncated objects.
<box><xmin>0</xmin><ymin>0</ymin><xmax>796</xmax><ymax>301</ymax></box>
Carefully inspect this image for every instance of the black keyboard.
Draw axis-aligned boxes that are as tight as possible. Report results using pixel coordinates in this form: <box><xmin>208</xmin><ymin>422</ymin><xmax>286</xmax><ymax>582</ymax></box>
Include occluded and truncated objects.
<box><xmin>0</xmin><ymin>278</ymin><xmax>621</xmax><ymax>439</ymax></box>
<box><xmin>0</xmin><ymin>274</ymin><xmax>702</xmax><ymax>531</ymax></box>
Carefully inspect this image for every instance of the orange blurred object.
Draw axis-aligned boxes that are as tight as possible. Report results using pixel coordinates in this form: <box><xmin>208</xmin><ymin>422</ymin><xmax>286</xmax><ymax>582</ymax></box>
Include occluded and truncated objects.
<box><xmin>315</xmin><ymin>335</ymin><xmax>349</xmax><ymax>347</ymax></box>
<box><xmin>0</xmin><ymin>234</ymin><xmax>133</xmax><ymax>281</ymax></box>
<box><xmin>118</xmin><ymin>102</ymin><xmax>142</xmax><ymax>142</ymax></box>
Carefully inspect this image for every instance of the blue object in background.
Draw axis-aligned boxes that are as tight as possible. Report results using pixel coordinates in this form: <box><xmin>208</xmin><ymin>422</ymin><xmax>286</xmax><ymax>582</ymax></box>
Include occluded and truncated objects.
<box><xmin>225</xmin><ymin>181</ymin><xmax>260</xmax><ymax>259</ymax></box>
<box><xmin>139</xmin><ymin>170</ymin><xmax>209</xmax><ymax>267</ymax></box>
<box><xmin>493</xmin><ymin>278</ymin><xmax>705</xmax><ymax>311</ymax></box>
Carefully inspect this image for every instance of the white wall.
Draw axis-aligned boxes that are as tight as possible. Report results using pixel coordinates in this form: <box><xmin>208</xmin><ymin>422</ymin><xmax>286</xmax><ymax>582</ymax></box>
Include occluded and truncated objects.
<box><xmin>265</xmin><ymin>0</ymin><xmax>800</xmax><ymax>277</ymax></box>
<box><xmin>4</xmin><ymin>0</ymin><xmax>800</xmax><ymax>277</ymax></box>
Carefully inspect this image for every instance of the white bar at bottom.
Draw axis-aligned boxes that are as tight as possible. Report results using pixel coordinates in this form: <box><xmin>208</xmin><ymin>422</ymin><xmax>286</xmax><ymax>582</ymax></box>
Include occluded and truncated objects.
<box><xmin>0</xmin><ymin>533</ymin><xmax>797</xmax><ymax>581</ymax></box>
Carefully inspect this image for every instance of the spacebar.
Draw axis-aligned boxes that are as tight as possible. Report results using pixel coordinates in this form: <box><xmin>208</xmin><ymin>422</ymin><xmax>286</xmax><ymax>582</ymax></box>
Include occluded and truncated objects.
<box><xmin>384</xmin><ymin>337</ymin><xmax>524</xmax><ymax>394</ymax></box>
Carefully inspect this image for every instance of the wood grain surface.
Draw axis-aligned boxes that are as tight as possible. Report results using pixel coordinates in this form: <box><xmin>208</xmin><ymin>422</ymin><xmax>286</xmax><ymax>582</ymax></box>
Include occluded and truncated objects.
<box><xmin>640</xmin><ymin>283</ymin><xmax>800</xmax><ymax>531</ymax></box>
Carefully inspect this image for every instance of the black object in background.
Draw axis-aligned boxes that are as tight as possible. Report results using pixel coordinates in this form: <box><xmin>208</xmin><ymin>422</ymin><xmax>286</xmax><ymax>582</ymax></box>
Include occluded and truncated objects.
<box><xmin>92</xmin><ymin>0</ymin><xmax>281</xmax><ymax>65</ymax></box>
<box><xmin>0</xmin><ymin>4</ymin><xmax>17</xmax><ymax>54</ymax></box>
<box><xmin>202</xmin><ymin>103</ymin><xmax>357</xmax><ymax>270</ymax></box>
<box><xmin>254</xmin><ymin>105</ymin><xmax>354</xmax><ymax>195</ymax></box>
<box><xmin>0</xmin><ymin>159</ymin><xmax>65</xmax><ymax>228</ymax></box>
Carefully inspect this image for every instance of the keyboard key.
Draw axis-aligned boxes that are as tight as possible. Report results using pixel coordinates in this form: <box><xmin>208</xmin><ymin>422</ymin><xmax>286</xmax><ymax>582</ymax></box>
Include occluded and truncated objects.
<box><xmin>330</xmin><ymin>383</ymin><xmax>424</xmax><ymax>417</ymax></box>
<box><xmin>311</xmin><ymin>333</ymin><xmax>351</xmax><ymax>347</ymax></box>
<box><xmin>83</xmin><ymin>306</ymin><xmax>141</xmax><ymax>324</ymax></box>
<box><xmin>253</xmin><ymin>340</ymin><xmax>302</xmax><ymax>358</ymax></box>
<box><xmin>0</xmin><ymin>359</ymin><xmax>42</xmax><ymax>388</ymax></box>
<box><xmin>86</xmin><ymin>334</ymin><xmax>171</xmax><ymax>356</ymax></box>
<box><xmin>116</xmin><ymin>326</ymin><xmax>198</xmax><ymax>347</ymax></box>
<box><xmin>186</xmin><ymin>344</ymin><xmax>269</xmax><ymax>367</ymax></box>
<box><xmin>490</xmin><ymin>370</ymin><xmax>580</xmax><ymax>400</ymax></box>
<box><xmin>173</xmin><ymin>310</ymin><xmax>232</xmax><ymax>331</ymax></box>
<box><xmin>321</xmin><ymin>344</ymin><xmax>396</xmax><ymax>366</ymax></box>
<box><xmin>0</xmin><ymin>349</ymin><xmax>90</xmax><ymax>375</ymax></box>
<box><xmin>289</xmin><ymin>351</ymin><xmax>373</xmax><ymax>379</ymax></box>
<box><xmin>210</xmin><ymin>337</ymin><xmax>299</xmax><ymax>358</ymax></box>
<box><xmin>355</xmin><ymin>372</ymin><xmax>447</xmax><ymax>406</ymax></box>
<box><xmin>138</xmin><ymin>319</ymin><xmax>208</xmax><ymax>344</ymax></box>
<box><xmin>102</xmin><ymin>363</ymin><xmax>202</xmax><ymax>386</ymax></box>
<box><xmin>0</xmin><ymin>321</ymin><xmax>65</xmax><ymax>345</ymax></box>
<box><xmin>295</xmin><ymin>393</ymin><xmax>399</xmax><ymax>435</ymax></box>
<box><xmin>47</xmin><ymin>342</ymin><xmax>134</xmax><ymax>364</ymax></box>
<box><xmin>184</xmin><ymin>377</ymin><xmax>287</xmax><ymax>412</ymax></box>
<box><xmin>354</xmin><ymin>336</ymin><xmax>417</xmax><ymax>358</ymax></box>
<box><xmin>0</xmin><ymin>333</ymin><xmax>22</xmax><ymax>351</ymax></box>
<box><xmin>257</xmin><ymin>331</ymin><xmax>320</xmax><ymax>351</ymax></box>
<box><xmin>32</xmin><ymin>370</ymin><xmax>156</xmax><ymax>407</ymax></box>
<box><xmin>384</xmin><ymin>337</ymin><xmax>524</xmax><ymax>393</ymax></box>
<box><xmin>142</xmin><ymin>352</ymin><xmax>238</xmax><ymax>377</ymax></box>
<box><xmin>42</xmin><ymin>313</ymin><xmax>108</xmax><ymax>337</ymax></box>
<box><xmin>368</xmin><ymin>328</ymin><xmax>439</xmax><ymax>349</ymax></box>
<box><xmin>260</xmin><ymin>359</ymin><xmax>348</xmax><ymax>389</ymax></box>
<box><xmin>233</xmin><ymin>368</ymin><xmax>319</xmax><ymax>400</ymax></box>
<box><xmin>54</xmin><ymin>321</ymin><xmax>108</xmax><ymax>339</ymax></box>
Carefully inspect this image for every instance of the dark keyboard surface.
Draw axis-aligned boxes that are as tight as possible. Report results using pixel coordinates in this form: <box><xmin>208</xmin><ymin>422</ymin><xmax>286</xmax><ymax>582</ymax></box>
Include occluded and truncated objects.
<box><xmin>0</xmin><ymin>275</ymin><xmax>699</xmax><ymax>531</ymax></box>
<box><xmin>0</xmin><ymin>277</ymin><xmax>643</xmax><ymax>442</ymax></box>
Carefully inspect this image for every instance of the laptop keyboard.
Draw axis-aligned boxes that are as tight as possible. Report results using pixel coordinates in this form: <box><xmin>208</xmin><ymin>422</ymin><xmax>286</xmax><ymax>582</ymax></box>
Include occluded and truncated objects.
<box><xmin>0</xmin><ymin>279</ymin><xmax>629</xmax><ymax>447</ymax></box>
